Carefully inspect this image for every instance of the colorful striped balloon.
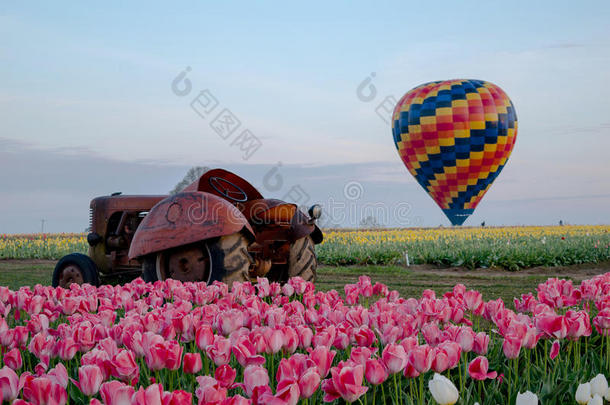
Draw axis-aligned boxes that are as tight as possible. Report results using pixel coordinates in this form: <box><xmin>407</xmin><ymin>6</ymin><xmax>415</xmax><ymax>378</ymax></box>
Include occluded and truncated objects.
<box><xmin>392</xmin><ymin>79</ymin><xmax>517</xmax><ymax>225</ymax></box>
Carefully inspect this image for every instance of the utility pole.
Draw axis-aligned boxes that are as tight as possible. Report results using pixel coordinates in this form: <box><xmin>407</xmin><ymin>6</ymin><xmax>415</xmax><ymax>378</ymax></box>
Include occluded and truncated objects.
<box><xmin>41</xmin><ymin>219</ymin><xmax>46</xmax><ymax>234</ymax></box>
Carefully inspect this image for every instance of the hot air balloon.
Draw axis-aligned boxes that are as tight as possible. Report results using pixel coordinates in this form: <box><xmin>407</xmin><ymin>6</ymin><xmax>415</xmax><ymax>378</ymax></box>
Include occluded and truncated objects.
<box><xmin>392</xmin><ymin>79</ymin><xmax>517</xmax><ymax>225</ymax></box>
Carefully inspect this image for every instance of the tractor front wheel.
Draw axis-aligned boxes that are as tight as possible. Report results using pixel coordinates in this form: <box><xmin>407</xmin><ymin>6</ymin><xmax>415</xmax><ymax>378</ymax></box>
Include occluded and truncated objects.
<box><xmin>142</xmin><ymin>232</ymin><xmax>253</xmax><ymax>287</ymax></box>
<box><xmin>52</xmin><ymin>253</ymin><xmax>100</xmax><ymax>288</ymax></box>
<box><xmin>286</xmin><ymin>236</ymin><xmax>317</xmax><ymax>283</ymax></box>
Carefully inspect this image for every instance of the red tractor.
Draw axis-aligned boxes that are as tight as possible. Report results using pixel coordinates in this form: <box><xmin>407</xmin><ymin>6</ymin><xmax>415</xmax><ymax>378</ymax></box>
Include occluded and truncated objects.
<box><xmin>52</xmin><ymin>169</ymin><xmax>322</xmax><ymax>288</ymax></box>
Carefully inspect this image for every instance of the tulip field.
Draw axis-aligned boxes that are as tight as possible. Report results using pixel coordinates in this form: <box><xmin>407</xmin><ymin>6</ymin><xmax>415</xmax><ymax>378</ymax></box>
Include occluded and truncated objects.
<box><xmin>319</xmin><ymin>225</ymin><xmax>610</xmax><ymax>270</ymax></box>
<box><xmin>2</xmin><ymin>225</ymin><xmax>610</xmax><ymax>271</ymax></box>
<box><xmin>0</xmin><ymin>273</ymin><xmax>609</xmax><ymax>404</ymax></box>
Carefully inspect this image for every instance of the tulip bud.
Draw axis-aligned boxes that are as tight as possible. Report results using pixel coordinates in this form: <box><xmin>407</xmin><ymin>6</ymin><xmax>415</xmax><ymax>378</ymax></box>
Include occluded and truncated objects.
<box><xmin>576</xmin><ymin>382</ymin><xmax>592</xmax><ymax>405</ymax></box>
<box><xmin>590</xmin><ymin>374</ymin><xmax>608</xmax><ymax>397</ymax></box>
<box><xmin>516</xmin><ymin>391</ymin><xmax>538</xmax><ymax>405</ymax></box>
<box><xmin>428</xmin><ymin>373</ymin><xmax>459</xmax><ymax>405</ymax></box>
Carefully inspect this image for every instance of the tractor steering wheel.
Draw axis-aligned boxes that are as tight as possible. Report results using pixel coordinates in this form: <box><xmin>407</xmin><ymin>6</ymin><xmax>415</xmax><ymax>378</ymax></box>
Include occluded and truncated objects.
<box><xmin>209</xmin><ymin>176</ymin><xmax>248</xmax><ymax>202</ymax></box>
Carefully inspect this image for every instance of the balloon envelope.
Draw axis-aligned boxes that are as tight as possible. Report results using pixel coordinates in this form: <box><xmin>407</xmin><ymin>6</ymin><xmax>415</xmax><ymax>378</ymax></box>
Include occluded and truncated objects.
<box><xmin>392</xmin><ymin>79</ymin><xmax>517</xmax><ymax>225</ymax></box>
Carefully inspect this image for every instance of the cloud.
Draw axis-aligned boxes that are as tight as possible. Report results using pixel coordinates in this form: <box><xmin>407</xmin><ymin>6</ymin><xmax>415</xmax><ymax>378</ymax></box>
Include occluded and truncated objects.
<box><xmin>1</xmin><ymin>138</ymin><xmax>609</xmax><ymax>233</ymax></box>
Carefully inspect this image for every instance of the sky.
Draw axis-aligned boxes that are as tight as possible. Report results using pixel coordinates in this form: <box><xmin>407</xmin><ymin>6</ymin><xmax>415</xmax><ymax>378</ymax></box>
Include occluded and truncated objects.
<box><xmin>1</xmin><ymin>1</ymin><xmax>609</xmax><ymax>233</ymax></box>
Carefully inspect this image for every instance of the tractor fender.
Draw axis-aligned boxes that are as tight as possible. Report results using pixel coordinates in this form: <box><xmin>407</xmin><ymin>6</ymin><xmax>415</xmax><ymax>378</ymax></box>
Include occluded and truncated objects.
<box><xmin>242</xmin><ymin>198</ymin><xmax>323</xmax><ymax>244</ymax></box>
<box><xmin>242</xmin><ymin>198</ymin><xmax>297</xmax><ymax>224</ymax></box>
<box><xmin>128</xmin><ymin>191</ymin><xmax>254</xmax><ymax>259</ymax></box>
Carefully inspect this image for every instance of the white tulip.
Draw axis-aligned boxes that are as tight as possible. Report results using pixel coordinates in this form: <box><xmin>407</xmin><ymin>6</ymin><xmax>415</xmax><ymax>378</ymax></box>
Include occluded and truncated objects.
<box><xmin>428</xmin><ymin>373</ymin><xmax>459</xmax><ymax>405</ymax></box>
<box><xmin>590</xmin><ymin>374</ymin><xmax>609</xmax><ymax>397</ymax></box>
<box><xmin>515</xmin><ymin>391</ymin><xmax>538</xmax><ymax>405</ymax></box>
<box><xmin>605</xmin><ymin>386</ymin><xmax>610</xmax><ymax>401</ymax></box>
<box><xmin>588</xmin><ymin>394</ymin><xmax>603</xmax><ymax>405</ymax></box>
<box><xmin>576</xmin><ymin>382</ymin><xmax>592</xmax><ymax>404</ymax></box>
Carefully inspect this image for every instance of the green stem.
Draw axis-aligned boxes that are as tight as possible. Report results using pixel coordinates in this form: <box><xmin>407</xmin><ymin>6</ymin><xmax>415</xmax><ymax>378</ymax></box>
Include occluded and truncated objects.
<box><xmin>526</xmin><ymin>349</ymin><xmax>531</xmax><ymax>389</ymax></box>
<box><xmin>393</xmin><ymin>373</ymin><xmax>399</xmax><ymax>405</ymax></box>
<box><xmin>419</xmin><ymin>374</ymin><xmax>424</xmax><ymax>405</ymax></box>
<box><xmin>398</xmin><ymin>374</ymin><xmax>402</xmax><ymax>405</ymax></box>
<box><xmin>373</xmin><ymin>385</ymin><xmax>376</xmax><ymax>405</ymax></box>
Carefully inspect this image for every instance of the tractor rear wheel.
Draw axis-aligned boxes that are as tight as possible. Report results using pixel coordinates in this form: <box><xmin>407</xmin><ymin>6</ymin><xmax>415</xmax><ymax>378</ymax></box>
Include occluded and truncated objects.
<box><xmin>142</xmin><ymin>232</ymin><xmax>253</xmax><ymax>287</ymax></box>
<box><xmin>52</xmin><ymin>253</ymin><xmax>100</xmax><ymax>288</ymax></box>
<box><xmin>287</xmin><ymin>236</ymin><xmax>317</xmax><ymax>283</ymax></box>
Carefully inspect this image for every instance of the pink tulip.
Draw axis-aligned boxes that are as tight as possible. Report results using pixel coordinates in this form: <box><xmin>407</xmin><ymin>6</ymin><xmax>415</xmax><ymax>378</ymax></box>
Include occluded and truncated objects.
<box><xmin>566</xmin><ymin>310</ymin><xmax>592</xmax><ymax>339</ymax></box>
<box><xmin>365</xmin><ymin>358</ymin><xmax>388</xmax><ymax>385</ymax></box>
<box><xmin>502</xmin><ymin>335</ymin><xmax>522</xmax><ymax>359</ymax></box>
<box><xmin>373</xmin><ymin>282</ymin><xmax>389</xmax><ymax>297</ymax></box>
<box><xmin>100</xmin><ymin>380</ymin><xmax>135</xmax><ymax>405</ymax></box>
<box><xmin>464</xmin><ymin>290</ymin><xmax>484</xmax><ymax>315</ymax></box>
<box><xmin>408</xmin><ymin>345</ymin><xmax>433</xmax><ymax>374</ymax></box>
<box><xmin>399</xmin><ymin>336</ymin><xmax>418</xmax><ymax>353</ymax></box>
<box><xmin>195</xmin><ymin>376</ymin><xmax>228</xmax><ymax>404</ymax></box>
<box><xmin>22</xmin><ymin>376</ymin><xmax>67</xmax><ymax>405</ymax></box>
<box><xmin>74</xmin><ymin>322</ymin><xmax>96</xmax><ymax>352</ymax></box>
<box><xmin>145</xmin><ymin>342</ymin><xmax>167</xmax><ymax>371</ymax></box>
<box><xmin>132</xmin><ymin>383</ymin><xmax>164</xmax><ymax>405</ymax></box>
<box><xmin>550</xmin><ymin>340</ymin><xmax>560</xmax><ymax>360</ymax></box>
<box><xmin>322</xmin><ymin>363</ymin><xmax>368</xmax><ymax>403</ymax></box>
<box><xmin>73</xmin><ymin>365</ymin><xmax>104</xmax><ymax>396</ymax></box>
<box><xmin>165</xmin><ymin>390</ymin><xmax>192</xmax><ymax>405</ymax></box>
<box><xmin>232</xmin><ymin>337</ymin><xmax>265</xmax><ymax>367</ymax></box>
<box><xmin>48</xmin><ymin>363</ymin><xmax>69</xmax><ymax>389</ymax></box>
<box><xmin>431</xmin><ymin>347</ymin><xmax>450</xmax><ymax>373</ymax></box>
<box><xmin>206</xmin><ymin>336</ymin><xmax>232</xmax><ymax>366</ymax></box>
<box><xmin>195</xmin><ymin>324</ymin><xmax>215</xmax><ymax>350</ymax></box>
<box><xmin>468</xmin><ymin>356</ymin><xmax>497</xmax><ymax>380</ymax></box>
<box><xmin>215</xmin><ymin>364</ymin><xmax>237</xmax><ymax>388</ymax></box>
<box><xmin>111</xmin><ymin>349</ymin><xmax>139</xmax><ymax>384</ymax></box>
<box><xmin>4</xmin><ymin>348</ymin><xmax>22</xmax><ymax>370</ymax></box>
<box><xmin>276</xmin><ymin>354</ymin><xmax>313</xmax><ymax>384</ymax></box>
<box><xmin>594</xmin><ymin>308</ymin><xmax>610</xmax><ymax>335</ymax></box>
<box><xmin>299</xmin><ymin>367</ymin><xmax>321</xmax><ymax>399</ymax></box>
<box><xmin>308</xmin><ymin>346</ymin><xmax>336</xmax><ymax>378</ymax></box>
<box><xmin>455</xmin><ymin>326</ymin><xmax>475</xmax><ymax>352</ymax></box>
<box><xmin>218</xmin><ymin>310</ymin><xmax>244</xmax><ymax>336</ymax></box>
<box><xmin>349</xmin><ymin>346</ymin><xmax>377</xmax><ymax>367</ymax></box>
<box><xmin>259</xmin><ymin>380</ymin><xmax>300</xmax><ymax>405</ymax></box>
<box><xmin>422</xmin><ymin>323</ymin><xmax>442</xmax><ymax>346</ymax></box>
<box><xmin>263</xmin><ymin>328</ymin><xmax>284</xmax><ymax>354</ymax></box>
<box><xmin>473</xmin><ymin>332</ymin><xmax>490</xmax><ymax>355</ymax></box>
<box><xmin>296</xmin><ymin>326</ymin><xmax>313</xmax><ymax>349</ymax></box>
<box><xmin>536</xmin><ymin>313</ymin><xmax>568</xmax><ymax>339</ymax></box>
<box><xmin>221</xmin><ymin>394</ymin><xmax>251</xmax><ymax>405</ymax></box>
<box><xmin>243</xmin><ymin>365</ymin><xmax>270</xmax><ymax>397</ymax></box>
<box><xmin>353</xmin><ymin>326</ymin><xmax>377</xmax><ymax>347</ymax></box>
<box><xmin>184</xmin><ymin>353</ymin><xmax>203</xmax><ymax>374</ymax></box>
<box><xmin>439</xmin><ymin>341</ymin><xmax>461</xmax><ymax>370</ymax></box>
<box><xmin>0</xmin><ymin>365</ymin><xmax>19</xmax><ymax>402</ymax></box>
<box><xmin>382</xmin><ymin>344</ymin><xmax>408</xmax><ymax>374</ymax></box>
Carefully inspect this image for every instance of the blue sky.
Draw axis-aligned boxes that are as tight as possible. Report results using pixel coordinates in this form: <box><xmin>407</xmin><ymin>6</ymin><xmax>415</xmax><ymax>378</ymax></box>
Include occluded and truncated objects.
<box><xmin>1</xmin><ymin>1</ymin><xmax>609</xmax><ymax>232</ymax></box>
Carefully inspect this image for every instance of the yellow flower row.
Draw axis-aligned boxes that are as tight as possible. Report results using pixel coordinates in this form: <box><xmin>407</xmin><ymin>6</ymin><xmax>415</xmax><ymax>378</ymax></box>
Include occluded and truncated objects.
<box><xmin>320</xmin><ymin>225</ymin><xmax>610</xmax><ymax>245</ymax></box>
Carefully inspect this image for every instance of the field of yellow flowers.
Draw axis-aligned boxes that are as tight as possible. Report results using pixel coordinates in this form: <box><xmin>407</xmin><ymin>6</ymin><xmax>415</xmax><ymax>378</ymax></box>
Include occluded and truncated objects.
<box><xmin>318</xmin><ymin>225</ymin><xmax>610</xmax><ymax>270</ymax></box>
<box><xmin>1</xmin><ymin>226</ymin><xmax>609</xmax><ymax>270</ymax></box>
<box><xmin>0</xmin><ymin>233</ymin><xmax>87</xmax><ymax>260</ymax></box>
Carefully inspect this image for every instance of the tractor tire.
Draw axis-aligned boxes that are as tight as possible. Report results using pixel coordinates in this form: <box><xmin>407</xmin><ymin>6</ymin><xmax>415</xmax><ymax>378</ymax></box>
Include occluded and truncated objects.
<box><xmin>141</xmin><ymin>232</ymin><xmax>253</xmax><ymax>288</ymax></box>
<box><xmin>52</xmin><ymin>253</ymin><xmax>100</xmax><ymax>288</ymax></box>
<box><xmin>287</xmin><ymin>236</ymin><xmax>317</xmax><ymax>283</ymax></box>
